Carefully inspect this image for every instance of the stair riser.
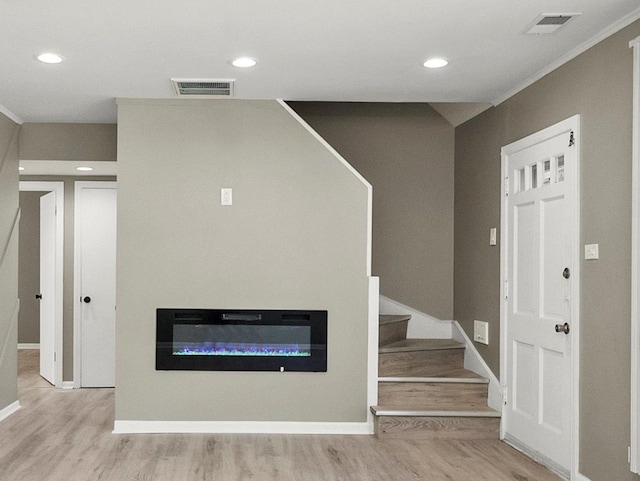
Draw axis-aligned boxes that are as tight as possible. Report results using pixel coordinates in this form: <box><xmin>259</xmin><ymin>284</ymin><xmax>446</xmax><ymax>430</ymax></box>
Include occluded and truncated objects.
<box><xmin>379</xmin><ymin>321</ymin><xmax>409</xmax><ymax>347</ymax></box>
<box><xmin>378</xmin><ymin>382</ymin><xmax>488</xmax><ymax>410</ymax></box>
<box><xmin>378</xmin><ymin>349</ymin><xmax>464</xmax><ymax>377</ymax></box>
<box><xmin>374</xmin><ymin>416</ymin><xmax>500</xmax><ymax>440</ymax></box>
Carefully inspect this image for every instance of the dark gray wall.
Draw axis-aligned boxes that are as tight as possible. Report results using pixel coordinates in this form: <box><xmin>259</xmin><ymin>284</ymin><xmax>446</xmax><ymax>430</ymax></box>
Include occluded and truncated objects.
<box><xmin>0</xmin><ymin>113</ymin><xmax>20</xmax><ymax>413</ymax></box>
<box><xmin>20</xmin><ymin>123</ymin><xmax>117</xmax><ymax>161</ymax></box>
<box><xmin>116</xmin><ymin>99</ymin><xmax>370</xmax><ymax>422</ymax></box>
<box><xmin>18</xmin><ymin>191</ymin><xmax>45</xmax><ymax>344</ymax></box>
<box><xmin>454</xmin><ymin>20</ymin><xmax>640</xmax><ymax>481</ymax></box>
<box><xmin>289</xmin><ymin>102</ymin><xmax>455</xmax><ymax>320</ymax></box>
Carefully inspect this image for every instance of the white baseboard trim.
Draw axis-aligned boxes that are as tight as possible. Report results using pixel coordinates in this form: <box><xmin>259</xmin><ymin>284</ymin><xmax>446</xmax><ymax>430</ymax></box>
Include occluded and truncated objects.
<box><xmin>17</xmin><ymin>343</ymin><xmax>39</xmax><ymax>350</ymax></box>
<box><xmin>0</xmin><ymin>401</ymin><xmax>21</xmax><ymax>423</ymax></box>
<box><xmin>379</xmin><ymin>295</ymin><xmax>453</xmax><ymax>339</ymax></box>
<box><xmin>61</xmin><ymin>381</ymin><xmax>75</xmax><ymax>390</ymax></box>
<box><xmin>452</xmin><ymin>321</ymin><xmax>502</xmax><ymax>412</ymax></box>
<box><xmin>113</xmin><ymin>420</ymin><xmax>374</xmax><ymax>435</ymax></box>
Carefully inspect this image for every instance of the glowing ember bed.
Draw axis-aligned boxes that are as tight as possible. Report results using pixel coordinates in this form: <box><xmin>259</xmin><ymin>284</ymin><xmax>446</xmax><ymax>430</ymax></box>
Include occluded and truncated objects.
<box><xmin>156</xmin><ymin>309</ymin><xmax>327</xmax><ymax>372</ymax></box>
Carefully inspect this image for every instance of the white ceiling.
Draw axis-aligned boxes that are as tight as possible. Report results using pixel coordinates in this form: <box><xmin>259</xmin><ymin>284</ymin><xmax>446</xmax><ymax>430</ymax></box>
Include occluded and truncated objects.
<box><xmin>1</xmin><ymin>0</ymin><xmax>639</xmax><ymax>124</ymax></box>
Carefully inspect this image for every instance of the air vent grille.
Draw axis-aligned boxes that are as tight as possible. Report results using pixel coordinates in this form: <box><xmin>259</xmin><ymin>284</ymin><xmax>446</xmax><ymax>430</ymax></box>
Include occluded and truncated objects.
<box><xmin>525</xmin><ymin>13</ymin><xmax>580</xmax><ymax>35</ymax></box>
<box><xmin>537</xmin><ymin>15</ymin><xmax>572</xmax><ymax>26</ymax></box>
<box><xmin>171</xmin><ymin>79</ymin><xmax>235</xmax><ymax>97</ymax></box>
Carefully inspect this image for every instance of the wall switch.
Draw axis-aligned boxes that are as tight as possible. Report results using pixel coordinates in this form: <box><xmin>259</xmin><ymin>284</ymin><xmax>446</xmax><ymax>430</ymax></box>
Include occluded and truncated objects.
<box><xmin>221</xmin><ymin>188</ymin><xmax>232</xmax><ymax>206</ymax></box>
<box><xmin>585</xmin><ymin>243</ymin><xmax>599</xmax><ymax>260</ymax></box>
<box><xmin>474</xmin><ymin>320</ymin><xmax>489</xmax><ymax>345</ymax></box>
<box><xmin>490</xmin><ymin>228</ymin><xmax>497</xmax><ymax>246</ymax></box>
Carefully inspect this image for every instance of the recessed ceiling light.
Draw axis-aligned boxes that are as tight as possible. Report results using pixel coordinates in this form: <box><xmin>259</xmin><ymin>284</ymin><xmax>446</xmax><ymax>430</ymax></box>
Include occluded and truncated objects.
<box><xmin>423</xmin><ymin>58</ymin><xmax>449</xmax><ymax>69</ymax></box>
<box><xmin>37</xmin><ymin>53</ymin><xmax>64</xmax><ymax>64</ymax></box>
<box><xmin>18</xmin><ymin>167</ymin><xmax>25</xmax><ymax>171</ymax></box>
<box><xmin>76</xmin><ymin>166</ymin><xmax>93</xmax><ymax>172</ymax></box>
<box><xmin>231</xmin><ymin>57</ymin><xmax>257</xmax><ymax>68</ymax></box>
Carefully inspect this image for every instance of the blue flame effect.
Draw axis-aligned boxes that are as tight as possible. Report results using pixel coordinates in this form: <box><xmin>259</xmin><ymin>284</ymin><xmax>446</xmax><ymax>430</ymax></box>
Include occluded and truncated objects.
<box><xmin>173</xmin><ymin>343</ymin><xmax>311</xmax><ymax>357</ymax></box>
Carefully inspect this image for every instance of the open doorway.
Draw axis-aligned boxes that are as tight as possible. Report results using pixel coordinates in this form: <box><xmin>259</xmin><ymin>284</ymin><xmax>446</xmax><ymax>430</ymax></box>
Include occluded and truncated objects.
<box><xmin>18</xmin><ymin>181</ymin><xmax>64</xmax><ymax>387</ymax></box>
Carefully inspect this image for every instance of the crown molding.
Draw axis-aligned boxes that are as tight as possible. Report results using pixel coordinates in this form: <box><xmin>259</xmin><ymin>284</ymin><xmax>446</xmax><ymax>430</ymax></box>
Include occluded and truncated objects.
<box><xmin>0</xmin><ymin>104</ymin><xmax>23</xmax><ymax>125</ymax></box>
<box><xmin>493</xmin><ymin>6</ymin><xmax>640</xmax><ymax>106</ymax></box>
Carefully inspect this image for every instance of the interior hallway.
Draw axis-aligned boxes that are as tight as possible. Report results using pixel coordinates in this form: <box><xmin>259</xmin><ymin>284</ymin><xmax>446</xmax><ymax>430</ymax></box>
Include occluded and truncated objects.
<box><xmin>0</xmin><ymin>350</ymin><xmax>562</xmax><ymax>481</ymax></box>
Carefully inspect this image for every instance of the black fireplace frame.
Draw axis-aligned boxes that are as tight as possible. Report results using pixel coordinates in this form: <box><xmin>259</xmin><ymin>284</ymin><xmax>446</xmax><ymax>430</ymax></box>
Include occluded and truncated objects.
<box><xmin>156</xmin><ymin>308</ymin><xmax>327</xmax><ymax>372</ymax></box>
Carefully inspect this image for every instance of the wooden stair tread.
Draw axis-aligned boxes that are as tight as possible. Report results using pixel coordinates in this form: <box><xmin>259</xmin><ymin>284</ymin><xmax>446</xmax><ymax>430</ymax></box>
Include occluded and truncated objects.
<box><xmin>379</xmin><ymin>314</ymin><xmax>411</xmax><ymax>325</ymax></box>
<box><xmin>379</xmin><ymin>338</ymin><xmax>465</xmax><ymax>353</ymax></box>
<box><xmin>370</xmin><ymin>405</ymin><xmax>501</xmax><ymax>418</ymax></box>
<box><xmin>379</xmin><ymin>375</ymin><xmax>487</xmax><ymax>384</ymax></box>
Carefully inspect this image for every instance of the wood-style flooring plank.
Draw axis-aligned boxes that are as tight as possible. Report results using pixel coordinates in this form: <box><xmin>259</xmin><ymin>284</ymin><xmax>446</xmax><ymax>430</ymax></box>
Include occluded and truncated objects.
<box><xmin>0</xmin><ymin>350</ymin><xmax>562</xmax><ymax>481</ymax></box>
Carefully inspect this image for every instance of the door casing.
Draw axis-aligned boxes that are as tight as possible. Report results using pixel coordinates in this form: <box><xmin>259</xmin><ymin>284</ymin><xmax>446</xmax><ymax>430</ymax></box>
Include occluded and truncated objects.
<box><xmin>500</xmin><ymin>115</ymin><xmax>581</xmax><ymax>479</ymax></box>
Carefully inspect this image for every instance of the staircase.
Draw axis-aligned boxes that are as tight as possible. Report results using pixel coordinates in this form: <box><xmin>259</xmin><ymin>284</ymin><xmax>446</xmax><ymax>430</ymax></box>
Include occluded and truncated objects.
<box><xmin>371</xmin><ymin>314</ymin><xmax>501</xmax><ymax>439</ymax></box>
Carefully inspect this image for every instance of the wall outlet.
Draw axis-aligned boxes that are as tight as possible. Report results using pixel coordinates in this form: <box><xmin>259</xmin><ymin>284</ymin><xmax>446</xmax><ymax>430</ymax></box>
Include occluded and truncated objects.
<box><xmin>474</xmin><ymin>320</ymin><xmax>489</xmax><ymax>345</ymax></box>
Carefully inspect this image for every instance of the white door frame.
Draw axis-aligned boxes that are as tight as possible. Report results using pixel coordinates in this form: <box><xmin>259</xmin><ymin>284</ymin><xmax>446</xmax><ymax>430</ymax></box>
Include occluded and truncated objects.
<box><xmin>500</xmin><ymin>115</ymin><xmax>581</xmax><ymax>479</ymax></box>
<box><xmin>73</xmin><ymin>181</ymin><xmax>117</xmax><ymax>388</ymax></box>
<box><xmin>19</xmin><ymin>181</ymin><xmax>64</xmax><ymax>388</ymax></box>
<box><xmin>630</xmin><ymin>35</ymin><xmax>640</xmax><ymax>474</ymax></box>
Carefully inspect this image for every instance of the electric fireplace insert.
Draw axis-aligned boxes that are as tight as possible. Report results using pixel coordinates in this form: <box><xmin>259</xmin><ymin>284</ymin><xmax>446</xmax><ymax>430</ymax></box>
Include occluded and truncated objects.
<box><xmin>156</xmin><ymin>308</ymin><xmax>327</xmax><ymax>372</ymax></box>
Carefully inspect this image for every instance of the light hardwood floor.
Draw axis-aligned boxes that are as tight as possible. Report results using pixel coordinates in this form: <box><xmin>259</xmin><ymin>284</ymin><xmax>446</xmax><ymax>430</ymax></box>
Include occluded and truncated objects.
<box><xmin>0</xmin><ymin>350</ymin><xmax>562</xmax><ymax>481</ymax></box>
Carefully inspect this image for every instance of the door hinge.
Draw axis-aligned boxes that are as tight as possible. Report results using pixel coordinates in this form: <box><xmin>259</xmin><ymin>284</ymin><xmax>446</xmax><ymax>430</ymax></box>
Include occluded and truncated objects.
<box><xmin>502</xmin><ymin>387</ymin><xmax>508</xmax><ymax>405</ymax></box>
<box><xmin>54</xmin><ymin>352</ymin><xmax>56</xmax><ymax>362</ymax></box>
<box><xmin>504</xmin><ymin>279</ymin><xmax>509</xmax><ymax>299</ymax></box>
<box><xmin>504</xmin><ymin>177</ymin><xmax>509</xmax><ymax>196</ymax></box>
<box><xmin>569</xmin><ymin>130</ymin><xmax>575</xmax><ymax>147</ymax></box>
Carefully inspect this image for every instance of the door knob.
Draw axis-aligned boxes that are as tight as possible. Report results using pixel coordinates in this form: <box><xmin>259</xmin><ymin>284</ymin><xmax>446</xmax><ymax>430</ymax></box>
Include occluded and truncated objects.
<box><xmin>83</xmin><ymin>296</ymin><xmax>91</xmax><ymax>303</ymax></box>
<box><xmin>555</xmin><ymin>322</ymin><xmax>570</xmax><ymax>334</ymax></box>
<box><xmin>35</xmin><ymin>293</ymin><xmax>42</xmax><ymax>300</ymax></box>
<box><xmin>562</xmin><ymin>267</ymin><xmax>570</xmax><ymax>279</ymax></box>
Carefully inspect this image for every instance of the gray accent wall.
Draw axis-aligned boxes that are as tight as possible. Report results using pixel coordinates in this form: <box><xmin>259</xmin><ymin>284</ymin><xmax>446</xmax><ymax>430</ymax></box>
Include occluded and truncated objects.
<box><xmin>18</xmin><ymin>191</ymin><xmax>45</xmax><ymax>344</ymax></box>
<box><xmin>454</xmin><ymin>20</ymin><xmax>640</xmax><ymax>481</ymax></box>
<box><xmin>0</xmin><ymin>113</ymin><xmax>20</xmax><ymax>413</ymax></box>
<box><xmin>289</xmin><ymin>102</ymin><xmax>454</xmax><ymax>320</ymax></box>
<box><xmin>20</xmin><ymin>123</ymin><xmax>117</xmax><ymax>161</ymax></box>
<box><xmin>116</xmin><ymin>99</ymin><xmax>370</xmax><ymax>422</ymax></box>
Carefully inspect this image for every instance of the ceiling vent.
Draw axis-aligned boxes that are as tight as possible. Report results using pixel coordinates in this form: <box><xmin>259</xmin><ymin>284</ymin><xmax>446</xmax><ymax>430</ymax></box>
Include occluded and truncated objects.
<box><xmin>171</xmin><ymin>79</ymin><xmax>235</xmax><ymax>97</ymax></box>
<box><xmin>524</xmin><ymin>14</ymin><xmax>580</xmax><ymax>35</ymax></box>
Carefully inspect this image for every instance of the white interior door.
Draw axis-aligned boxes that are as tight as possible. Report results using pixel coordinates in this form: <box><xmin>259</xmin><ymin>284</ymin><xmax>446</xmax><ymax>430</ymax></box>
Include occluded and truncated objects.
<box><xmin>76</xmin><ymin>182</ymin><xmax>117</xmax><ymax>388</ymax></box>
<box><xmin>39</xmin><ymin>191</ymin><xmax>56</xmax><ymax>385</ymax></box>
<box><xmin>502</xmin><ymin>119</ymin><xmax>578</xmax><ymax>475</ymax></box>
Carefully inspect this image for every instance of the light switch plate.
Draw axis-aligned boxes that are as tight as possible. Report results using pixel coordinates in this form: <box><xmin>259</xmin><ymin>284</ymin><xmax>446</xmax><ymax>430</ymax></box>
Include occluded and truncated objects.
<box><xmin>474</xmin><ymin>320</ymin><xmax>489</xmax><ymax>345</ymax></box>
<box><xmin>585</xmin><ymin>243</ymin><xmax>599</xmax><ymax>260</ymax></box>
<box><xmin>221</xmin><ymin>188</ymin><xmax>232</xmax><ymax>206</ymax></box>
<box><xmin>490</xmin><ymin>228</ymin><xmax>497</xmax><ymax>246</ymax></box>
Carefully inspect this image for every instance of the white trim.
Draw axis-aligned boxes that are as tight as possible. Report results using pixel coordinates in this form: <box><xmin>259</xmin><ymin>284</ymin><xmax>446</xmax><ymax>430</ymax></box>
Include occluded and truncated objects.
<box><xmin>19</xmin><ymin>181</ymin><xmax>64</xmax><ymax>388</ymax></box>
<box><xmin>73</xmin><ymin>181</ymin><xmax>117</xmax><ymax>389</ymax></box>
<box><xmin>20</xmin><ymin>160</ymin><xmax>117</xmax><ymax>177</ymax></box>
<box><xmin>493</xmin><ymin>6</ymin><xmax>640</xmax><ymax>106</ymax></box>
<box><xmin>17</xmin><ymin>343</ymin><xmax>40</xmax><ymax>350</ymax></box>
<box><xmin>367</xmin><ymin>276</ymin><xmax>380</xmax><ymax>431</ymax></box>
<box><xmin>452</xmin><ymin>321</ymin><xmax>502</xmax><ymax>412</ymax></box>
<box><xmin>0</xmin><ymin>401</ymin><xmax>21</xmax><ymax>423</ymax></box>
<box><xmin>631</xmin><ymin>35</ymin><xmax>640</xmax><ymax>475</ymax></box>
<box><xmin>113</xmin><ymin>420</ymin><xmax>372</xmax><ymax>435</ymax></box>
<box><xmin>500</xmin><ymin>115</ymin><xmax>581</xmax><ymax>479</ymax></box>
<box><xmin>276</xmin><ymin>99</ymin><xmax>373</xmax><ymax>277</ymax></box>
<box><xmin>61</xmin><ymin>381</ymin><xmax>75</xmax><ymax>390</ymax></box>
<box><xmin>379</xmin><ymin>295</ymin><xmax>453</xmax><ymax>339</ymax></box>
<box><xmin>0</xmin><ymin>105</ymin><xmax>23</xmax><ymax>125</ymax></box>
